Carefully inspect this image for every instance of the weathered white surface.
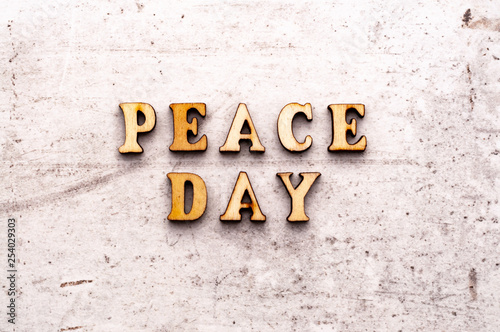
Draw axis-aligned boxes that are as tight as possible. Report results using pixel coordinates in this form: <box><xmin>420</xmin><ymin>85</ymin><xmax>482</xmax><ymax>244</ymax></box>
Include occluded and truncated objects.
<box><xmin>1</xmin><ymin>0</ymin><xmax>499</xmax><ymax>331</ymax></box>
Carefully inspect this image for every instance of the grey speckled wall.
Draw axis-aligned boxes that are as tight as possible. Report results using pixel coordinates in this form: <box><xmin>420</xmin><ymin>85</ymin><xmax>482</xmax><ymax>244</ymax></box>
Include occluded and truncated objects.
<box><xmin>1</xmin><ymin>1</ymin><xmax>499</xmax><ymax>331</ymax></box>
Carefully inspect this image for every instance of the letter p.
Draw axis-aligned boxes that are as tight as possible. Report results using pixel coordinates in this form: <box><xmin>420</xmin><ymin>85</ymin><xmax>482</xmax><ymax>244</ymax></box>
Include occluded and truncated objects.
<box><xmin>118</xmin><ymin>103</ymin><xmax>156</xmax><ymax>153</ymax></box>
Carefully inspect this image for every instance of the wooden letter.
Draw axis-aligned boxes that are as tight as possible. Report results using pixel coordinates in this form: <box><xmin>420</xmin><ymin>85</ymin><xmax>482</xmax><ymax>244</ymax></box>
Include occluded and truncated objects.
<box><xmin>118</xmin><ymin>103</ymin><xmax>156</xmax><ymax>153</ymax></box>
<box><xmin>169</xmin><ymin>103</ymin><xmax>207</xmax><ymax>151</ymax></box>
<box><xmin>167</xmin><ymin>173</ymin><xmax>207</xmax><ymax>221</ymax></box>
<box><xmin>219</xmin><ymin>103</ymin><xmax>265</xmax><ymax>152</ymax></box>
<box><xmin>277</xmin><ymin>103</ymin><xmax>313</xmax><ymax>152</ymax></box>
<box><xmin>220</xmin><ymin>172</ymin><xmax>266</xmax><ymax>221</ymax></box>
<box><xmin>328</xmin><ymin>104</ymin><xmax>366</xmax><ymax>151</ymax></box>
<box><xmin>277</xmin><ymin>172</ymin><xmax>321</xmax><ymax>222</ymax></box>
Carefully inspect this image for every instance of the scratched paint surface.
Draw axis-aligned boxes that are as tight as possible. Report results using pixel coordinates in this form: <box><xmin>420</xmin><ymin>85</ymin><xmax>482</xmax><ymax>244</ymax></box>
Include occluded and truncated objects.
<box><xmin>1</xmin><ymin>1</ymin><xmax>499</xmax><ymax>331</ymax></box>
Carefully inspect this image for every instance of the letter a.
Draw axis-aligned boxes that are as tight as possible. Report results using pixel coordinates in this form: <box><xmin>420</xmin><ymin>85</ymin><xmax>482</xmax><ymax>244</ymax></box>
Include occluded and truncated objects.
<box><xmin>220</xmin><ymin>172</ymin><xmax>266</xmax><ymax>221</ymax></box>
<box><xmin>220</xmin><ymin>104</ymin><xmax>265</xmax><ymax>152</ymax></box>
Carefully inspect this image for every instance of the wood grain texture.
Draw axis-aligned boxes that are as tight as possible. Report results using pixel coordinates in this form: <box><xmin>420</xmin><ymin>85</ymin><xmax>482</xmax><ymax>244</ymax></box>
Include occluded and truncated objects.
<box><xmin>169</xmin><ymin>103</ymin><xmax>208</xmax><ymax>151</ymax></box>
<box><xmin>219</xmin><ymin>103</ymin><xmax>265</xmax><ymax>152</ymax></box>
<box><xmin>277</xmin><ymin>172</ymin><xmax>321</xmax><ymax>222</ymax></box>
<box><xmin>220</xmin><ymin>172</ymin><xmax>266</xmax><ymax>221</ymax></box>
<box><xmin>167</xmin><ymin>172</ymin><xmax>207</xmax><ymax>221</ymax></box>
<box><xmin>277</xmin><ymin>103</ymin><xmax>313</xmax><ymax>152</ymax></box>
<box><xmin>328</xmin><ymin>104</ymin><xmax>366</xmax><ymax>152</ymax></box>
<box><xmin>118</xmin><ymin>102</ymin><xmax>156</xmax><ymax>153</ymax></box>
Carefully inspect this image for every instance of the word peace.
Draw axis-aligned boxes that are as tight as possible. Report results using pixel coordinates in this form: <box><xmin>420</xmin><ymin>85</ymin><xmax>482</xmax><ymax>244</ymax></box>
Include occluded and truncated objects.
<box><xmin>118</xmin><ymin>102</ymin><xmax>366</xmax><ymax>153</ymax></box>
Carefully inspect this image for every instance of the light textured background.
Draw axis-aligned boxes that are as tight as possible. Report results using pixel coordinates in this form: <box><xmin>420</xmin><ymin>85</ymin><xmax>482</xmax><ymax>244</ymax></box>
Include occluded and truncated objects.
<box><xmin>1</xmin><ymin>1</ymin><xmax>499</xmax><ymax>331</ymax></box>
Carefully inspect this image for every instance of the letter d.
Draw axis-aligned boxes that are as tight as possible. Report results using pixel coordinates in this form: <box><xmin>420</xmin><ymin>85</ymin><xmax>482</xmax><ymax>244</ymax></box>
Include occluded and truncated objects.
<box><xmin>167</xmin><ymin>173</ymin><xmax>207</xmax><ymax>221</ymax></box>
